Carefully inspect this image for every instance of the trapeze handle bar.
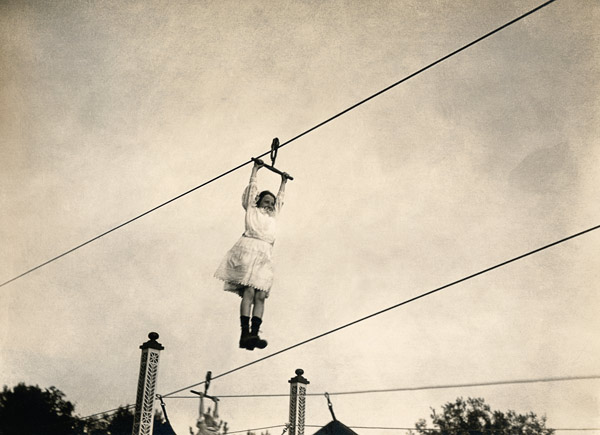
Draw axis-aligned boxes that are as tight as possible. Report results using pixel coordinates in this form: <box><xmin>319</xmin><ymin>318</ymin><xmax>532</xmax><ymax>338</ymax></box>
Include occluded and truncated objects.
<box><xmin>251</xmin><ymin>157</ymin><xmax>294</xmax><ymax>181</ymax></box>
<box><xmin>191</xmin><ymin>390</ymin><xmax>219</xmax><ymax>402</ymax></box>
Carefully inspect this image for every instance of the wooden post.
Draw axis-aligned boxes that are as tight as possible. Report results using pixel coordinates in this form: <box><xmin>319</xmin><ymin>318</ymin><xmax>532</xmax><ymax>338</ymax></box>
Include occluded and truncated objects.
<box><xmin>288</xmin><ymin>369</ymin><xmax>309</xmax><ymax>435</ymax></box>
<box><xmin>132</xmin><ymin>332</ymin><xmax>164</xmax><ymax>435</ymax></box>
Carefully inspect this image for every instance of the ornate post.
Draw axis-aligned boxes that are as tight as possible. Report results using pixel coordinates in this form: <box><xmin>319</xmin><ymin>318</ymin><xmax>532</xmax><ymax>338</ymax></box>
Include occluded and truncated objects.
<box><xmin>132</xmin><ymin>332</ymin><xmax>164</xmax><ymax>435</ymax></box>
<box><xmin>288</xmin><ymin>369</ymin><xmax>309</xmax><ymax>435</ymax></box>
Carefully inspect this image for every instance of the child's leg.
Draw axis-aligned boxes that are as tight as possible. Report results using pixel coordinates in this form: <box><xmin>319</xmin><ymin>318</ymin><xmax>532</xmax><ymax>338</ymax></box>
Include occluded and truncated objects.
<box><xmin>240</xmin><ymin>287</ymin><xmax>255</xmax><ymax>317</ymax></box>
<box><xmin>250</xmin><ymin>289</ymin><xmax>268</xmax><ymax>349</ymax></box>
<box><xmin>251</xmin><ymin>290</ymin><xmax>266</xmax><ymax>319</ymax></box>
<box><xmin>239</xmin><ymin>287</ymin><xmax>255</xmax><ymax>350</ymax></box>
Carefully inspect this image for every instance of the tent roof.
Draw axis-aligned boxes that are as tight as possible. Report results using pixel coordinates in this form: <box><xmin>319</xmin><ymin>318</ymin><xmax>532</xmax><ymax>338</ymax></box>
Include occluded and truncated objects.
<box><xmin>312</xmin><ymin>420</ymin><xmax>358</xmax><ymax>435</ymax></box>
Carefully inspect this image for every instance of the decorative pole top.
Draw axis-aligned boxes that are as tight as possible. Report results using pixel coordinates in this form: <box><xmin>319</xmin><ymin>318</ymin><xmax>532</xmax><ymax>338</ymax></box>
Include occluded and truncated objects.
<box><xmin>140</xmin><ymin>332</ymin><xmax>164</xmax><ymax>350</ymax></box>
<box><xmin>288</xmin><ymin>368</ymin><xmax>309</xmax><ymax>385</ymax></box>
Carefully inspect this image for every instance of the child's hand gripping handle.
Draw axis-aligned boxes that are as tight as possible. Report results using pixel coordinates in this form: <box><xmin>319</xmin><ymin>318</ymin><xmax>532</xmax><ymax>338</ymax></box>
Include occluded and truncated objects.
<box><xmin>251</xmin><ymin>157</ymin><xmax>293</xmax><ymax>181</ymax></box>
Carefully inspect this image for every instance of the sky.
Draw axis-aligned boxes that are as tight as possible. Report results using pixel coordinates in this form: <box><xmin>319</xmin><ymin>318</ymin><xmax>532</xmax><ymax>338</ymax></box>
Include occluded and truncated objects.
<box><xmin>1</xmin><ymin>0</ymin><xmax>599</xmax><ymax>434</ymax></box>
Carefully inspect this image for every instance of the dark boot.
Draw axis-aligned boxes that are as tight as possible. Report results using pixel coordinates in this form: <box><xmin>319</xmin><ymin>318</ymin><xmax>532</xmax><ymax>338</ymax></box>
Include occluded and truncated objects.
<box><xmin>250</xmin><ymin>316</ymin><xmax>268</xmax><ymax>349</ymax></box>
<box><xmin>239</xmin><ymin>316</ymin><xmax>254</xmax><ymax>350</ymax></box>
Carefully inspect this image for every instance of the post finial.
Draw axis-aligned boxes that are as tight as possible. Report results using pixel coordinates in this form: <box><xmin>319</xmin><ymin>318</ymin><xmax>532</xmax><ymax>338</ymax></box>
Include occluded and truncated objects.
<box><xmin>140</xmin><ymin>332</ymin><xmax>164</xmax><ymax>350</ymax></box>
<box><xmin>289</xmin><ymin>368</ymin><xmax>309</xmax><ymax>385</ymax></box>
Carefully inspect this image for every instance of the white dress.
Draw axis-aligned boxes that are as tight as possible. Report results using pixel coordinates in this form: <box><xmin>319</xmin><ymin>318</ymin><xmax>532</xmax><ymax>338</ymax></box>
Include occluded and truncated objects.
<box><xmin>214</xmin><ymin>175</ymin><xmax>284</xmax><ymax>297</ymax></box>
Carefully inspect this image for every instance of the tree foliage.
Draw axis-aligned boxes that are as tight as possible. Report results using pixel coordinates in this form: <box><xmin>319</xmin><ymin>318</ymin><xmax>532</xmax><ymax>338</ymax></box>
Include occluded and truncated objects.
<box><xmin>0</xmin><ymin>383</ymin><xmax>172</xmax><ymax>435</ymax></box>
<box><xmin>82</xmin><ymin>405</ymin><xmax>173</xmax><ymax>435</ymax></box>
<box><xmin>0</xmin><ymin>383</ymin><xmax>83</xmax><ymax>435</ymax></box>
<box><xmin>413</xmin><ymin>397</ymin><xmax>554</xmax><ymax>435</ymax></box>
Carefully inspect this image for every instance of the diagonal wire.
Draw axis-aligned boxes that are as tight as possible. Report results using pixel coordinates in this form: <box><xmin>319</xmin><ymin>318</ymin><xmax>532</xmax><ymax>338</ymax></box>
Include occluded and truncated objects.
<box><xmin>85</xmin><ymin>375</ymin><xmax>599</xmax><ymax>418</ymax></box>
<box><xmin>82</xmin><ymin>404</ymin><xmax>135</xmax><ymax>420</ymax></box>
<box><xmin>303</xmin><ymin>426</ymin><xmax>600</xmax><ymax>432</ymax></box>
<box><xmin>275</xmin><ymin>0</ymin><xmax>558</xmax><ymax>152</ymax></box>
<box><xmin>227</xmin><ymin>425</ymin><xmax>287</xmax><ymax>434</ymax></box>
<box><xmin>0</xmin><ymin>160</ymin><xmax>252</xmax><ymax>288</ymax></box>
<box><xmin>221</xmin><ymin>424</ymin><xmax>600</xmax><ymax>433</ymax></box>
<box><xmin>0</xmin><ymin>0</ymin><xmax>557</xmax><ymax>289</ymax></box>
<box><xmin>161</xmin><ymin>375</ymin><xmax>600</xmax><ymax>399</ymax></box>
<box><xmin>161</xmin><ymin>224</ymin><xmax>600</xmax><ymax>397</ymax></box>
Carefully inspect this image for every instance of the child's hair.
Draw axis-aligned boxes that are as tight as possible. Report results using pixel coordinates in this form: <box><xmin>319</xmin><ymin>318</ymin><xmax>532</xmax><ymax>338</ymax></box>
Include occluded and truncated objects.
<box><xmin>256</xmin><ymin>190</ymin><xmax>276</xmax><ymax>207</ymax></box>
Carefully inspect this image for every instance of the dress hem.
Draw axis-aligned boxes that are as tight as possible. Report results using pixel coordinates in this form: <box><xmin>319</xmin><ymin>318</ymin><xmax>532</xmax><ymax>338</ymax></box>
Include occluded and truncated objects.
<box><xmin>215</xmin><ymin>276</ymin><xmax>271</xmax><ymax>298</ymax></box>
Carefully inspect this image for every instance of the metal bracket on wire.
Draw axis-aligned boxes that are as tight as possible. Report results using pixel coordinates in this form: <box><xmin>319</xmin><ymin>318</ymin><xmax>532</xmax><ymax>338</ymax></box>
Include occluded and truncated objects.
<box><xmin>325</xmin><ymin>392</ymin><xmax>337</xmax><ymax>421</ymax></box>
<box><xmin>251</xmin><ymin>137</ymin><xmax>294</xmax><ymax>180</ymax></box>
<box><xmin>270</xmin><ymin>137</ymin><xmax>279</xmax><ymax>166</ymax></box>
<box><xmin>156</xmin><ymin>394</ymin><xmax>172</xmax><ymax>424</ymax></box>
<box><xmin>190</xmin><ymin>371</ymin><xmax>220</xmax><ymax>402</ymax></box>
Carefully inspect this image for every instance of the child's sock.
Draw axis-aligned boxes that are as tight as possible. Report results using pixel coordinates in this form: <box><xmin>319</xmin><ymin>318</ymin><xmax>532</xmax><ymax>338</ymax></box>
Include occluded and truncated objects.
<box><xmin>239</xmin><ymin>315</ymin><xmax>252</xmax><ymax>349</ymax></box>
<box><xmin>240</xmin><ymin>316</ymin><xmax>250</xmax><ymax>335</ymax></box>
<box><xmin>250</xmin><ymin>316</ymin><xmax>262</xmax><ymax>335</ymax></box>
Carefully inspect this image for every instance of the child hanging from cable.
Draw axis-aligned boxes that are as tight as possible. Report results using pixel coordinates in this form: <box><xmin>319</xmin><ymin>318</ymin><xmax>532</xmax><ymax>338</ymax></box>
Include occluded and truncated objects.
<box><xmin>214</xmin><ymin>158</ymin><xmax>289</xmax><ymax>351</ymax></box>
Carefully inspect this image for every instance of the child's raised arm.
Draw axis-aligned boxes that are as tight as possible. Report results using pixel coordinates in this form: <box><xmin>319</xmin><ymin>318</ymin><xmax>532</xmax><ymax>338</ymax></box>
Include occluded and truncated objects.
<box><xmin>242</xmin><ymin>160</ymin><xmax>263</xmax><ymax>210</ymax></box>
<box><xmin>275</xmin><ymin>171</ymin><xmax>288</xmax><ymax>213</ymax></box>
<box><xmin>250</xmin><ymin>159</ymin><xmax>263</xmax><ymax>178</ymax></box>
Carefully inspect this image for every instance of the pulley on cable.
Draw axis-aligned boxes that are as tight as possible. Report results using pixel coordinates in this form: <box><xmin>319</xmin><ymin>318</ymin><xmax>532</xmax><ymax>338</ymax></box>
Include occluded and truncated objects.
<box><xmin>251</xmin><ymin>137</ymin><xmax>294</xmax><ymax>181</ymax></box>
<box><xmin>190</xmin><ymin>371</ymin><xmax>228</xmax><ymax>435</ymax></box>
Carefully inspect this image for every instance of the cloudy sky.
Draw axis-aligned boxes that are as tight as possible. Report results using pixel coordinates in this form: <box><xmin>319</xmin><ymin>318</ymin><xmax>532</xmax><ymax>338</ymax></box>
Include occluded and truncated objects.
<box><xmin>1</xmin><ymin>0</ymin><xmax>599</xmax><ymax>433</ymax></box>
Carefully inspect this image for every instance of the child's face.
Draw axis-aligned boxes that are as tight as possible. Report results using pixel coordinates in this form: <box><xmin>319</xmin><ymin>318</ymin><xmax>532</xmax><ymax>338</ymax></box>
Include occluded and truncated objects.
<box><xmin>258</xmin><ymin>194</ymin><xmax>275</xmax><ymax>211</ymax></box>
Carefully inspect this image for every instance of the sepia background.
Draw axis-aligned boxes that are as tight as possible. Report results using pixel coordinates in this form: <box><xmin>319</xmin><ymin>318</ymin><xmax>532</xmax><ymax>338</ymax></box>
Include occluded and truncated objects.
<box><xmin>1</xmin><ymin>0</ymin><xmax>599</xmax><ymax>433</ymax></box>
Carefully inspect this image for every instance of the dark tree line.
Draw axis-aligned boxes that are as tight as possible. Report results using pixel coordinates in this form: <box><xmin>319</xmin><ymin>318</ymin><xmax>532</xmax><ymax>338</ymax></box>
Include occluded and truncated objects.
<box><xmin>0</xmin><ymin>383</ymin><xmax>172</xmax><ymax>435</ymax></box>
<box><xmin>1</xmin><ymin>383</ymin><xmax>555</xmax><ymax>435</ymax></box>
<box><xmin>0</xmin><ymin>384</ymin><xmax>81</xmax><ymax>435</ymax></box>
<box><xmin>412</xmin><ymin>397</ymin><xmax>554</xmax><ymax>435</ymax></box>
